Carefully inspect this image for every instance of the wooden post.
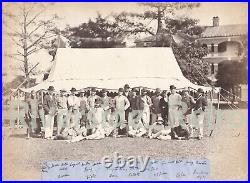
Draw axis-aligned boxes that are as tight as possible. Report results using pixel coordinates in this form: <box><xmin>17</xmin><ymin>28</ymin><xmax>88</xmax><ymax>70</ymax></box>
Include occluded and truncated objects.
<box><xmin>217</xmin><ymin>90</ymin><xmax>221</xmax><ymax>110</ymax></box>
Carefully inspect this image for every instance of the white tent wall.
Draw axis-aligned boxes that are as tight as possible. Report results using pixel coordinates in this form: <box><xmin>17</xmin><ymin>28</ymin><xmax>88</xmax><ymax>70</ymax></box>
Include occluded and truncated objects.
<box><xmin>24</xmin><ymin>47</ymin><xmax>215</xmax><ymax>92</ymax></box>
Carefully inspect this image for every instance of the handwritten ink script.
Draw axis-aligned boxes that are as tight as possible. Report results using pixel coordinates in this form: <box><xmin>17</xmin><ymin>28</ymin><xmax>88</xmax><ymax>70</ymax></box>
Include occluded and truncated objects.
<box><xmin>41</xmin><ymin>159</ymin><xmax>210</xmax><ymax>180</ymax></box>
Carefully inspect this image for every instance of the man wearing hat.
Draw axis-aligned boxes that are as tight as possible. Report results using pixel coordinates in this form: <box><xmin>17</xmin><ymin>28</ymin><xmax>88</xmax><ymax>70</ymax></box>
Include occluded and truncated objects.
<box><xmin>193</xmin><ymin>88</ymin><xmax>208</xmax><ymax>140</ymax></box>
<box><xmin>151</xmin><ymin>88</ymin><xmax>162</xmax><ymax>124</ymax></box>
<box><xmin>114</xmin><ymin>88</ymin><xmax>130</xmax><ymax>136</ymax></box>
<box><xmin>138</xmin><ymin>87</ymin><xmax>152</xmax><ymax>129</ymax></box>
<box><xmin>148</xmin><ymin>117</ymin><xmax>171</xmax><ymax>140</ymax></box>
<box><xmin>168</xmin><ymin>85</ymin><xmax>182</xmax><ymax>128</ymax></box>
<box><xmin>43</xmin><ymin>86</ymin><xmax>57</xmax><ymax>139</ymax></box>
<box><xmin>56</xmin><ymin>89</ymin><xmax>68</xmax><ymax>135</ymax></box>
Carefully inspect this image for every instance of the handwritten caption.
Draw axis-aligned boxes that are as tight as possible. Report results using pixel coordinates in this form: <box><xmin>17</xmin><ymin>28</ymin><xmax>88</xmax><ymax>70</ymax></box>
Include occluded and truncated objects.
<box><xmin>41</xmin><ymin>159</ymin><xmax>210</xmax><ymax>180</ymax></box>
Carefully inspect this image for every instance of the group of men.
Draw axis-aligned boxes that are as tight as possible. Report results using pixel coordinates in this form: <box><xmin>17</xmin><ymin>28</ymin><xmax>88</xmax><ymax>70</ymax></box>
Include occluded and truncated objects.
<box><xmin>26</xmin><ymin>84</ymin><xmax>208</xmax><ymax>141</ymax></box>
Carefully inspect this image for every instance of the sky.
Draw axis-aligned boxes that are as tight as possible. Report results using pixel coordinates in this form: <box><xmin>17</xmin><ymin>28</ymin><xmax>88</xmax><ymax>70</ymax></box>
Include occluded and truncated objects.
<box><xmin>47</xmin><ymin>2</ymin><xmax>248</xmax><ymax>29</ymax></box>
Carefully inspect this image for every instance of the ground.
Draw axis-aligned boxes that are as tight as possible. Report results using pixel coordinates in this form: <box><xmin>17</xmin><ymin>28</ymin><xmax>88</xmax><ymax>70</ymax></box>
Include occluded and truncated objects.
<box><xmin>2</xmin><ymin>109</ymin><xmax>248</xmax><ymax>180</ymax></box>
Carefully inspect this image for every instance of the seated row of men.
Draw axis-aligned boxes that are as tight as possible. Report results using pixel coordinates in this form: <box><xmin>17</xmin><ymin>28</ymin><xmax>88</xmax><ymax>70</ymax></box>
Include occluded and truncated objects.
<box><xmin>26</xmin><ymin>84</ymin><xmax>208</xmax><ymax>141</ymax></box>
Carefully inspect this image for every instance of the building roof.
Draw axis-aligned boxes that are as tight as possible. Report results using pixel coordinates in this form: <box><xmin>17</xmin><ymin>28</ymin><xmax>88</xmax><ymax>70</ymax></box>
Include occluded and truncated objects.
<box><xmin>24</xmin><ymin>48</ymin><xmax>212</xmax><ymax>92</ymax></box>
<box><xmin>201</xmin><ymin>24</ymin><xmax>247</xmax><ymax>38</ymax></box>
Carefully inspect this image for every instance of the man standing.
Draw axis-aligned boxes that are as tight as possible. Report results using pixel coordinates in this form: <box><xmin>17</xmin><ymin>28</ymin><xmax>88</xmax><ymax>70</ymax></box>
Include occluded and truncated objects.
<box><xmin>43</xmin><ymin>86</ymin><xmax>57</xmax><ymax>139</ymax></box>
<box><xmin>56</xmin><ymin>89</ymin><xmax>68</xmax><ymax>135</ymax></box>
<box><xmin>114</xmin><ymin>88</ymin><xmax>130</xmax><ymax>136</ymax></box>
<box><xmin>87</xmin><ymin>87</ymin><xmax>101</xmax><ymax>130</ymax></box>
<box><xmin>100</xmin><ymin>89</ymin><xmax>111</xmax><ymax>123</ymax></box>
<box><xmin>159</xmin><ymin>90</ymin><xmax>169</xmax><ymax>126</ymax></box>
<box><xmin>67</xmin><ymin>87</ymin><xmax>81</xmax><ymax>129</ymax></box>
<box><xmin>123</xmin><ymin>84</ymin><xmax>131</xmax><ymax>122</ymax></box>
<box><xmin>151</xmin><ymin>88</ymin><xmax>162</xmax><ymax>125</ymax></box>
<box><xmin>180</xmin><ymin>88</ymin><xmax>195</xmax><ymax>125</ymax></box>
<box><xmin>27</xmin><ymin>90</ymin><xmax>40</xmax><ymax>136</ymax></box>
<box><xmin>138</xmin><ymin>88</ymin><xmax>152</xmax><ymax>129</ymax></box>
<box><xmin>79</xmin><ymin>89</ymin><xmax>89</xmax><ymax>125</ymax></box>
<box><xmin>168</xmin><ymin>85</ymin><xmax>182</xmax><ymax>128</ymax></box>
<box><xmin>193</xmin><ymin>88</ymin><xmax>208</xmax><ymax>140</ymax></box>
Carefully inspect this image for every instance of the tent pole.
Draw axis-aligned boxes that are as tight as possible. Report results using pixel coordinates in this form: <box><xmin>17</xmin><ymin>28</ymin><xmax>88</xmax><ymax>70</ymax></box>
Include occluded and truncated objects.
<box><xmin>17</xmin><ymin>89</ymin><xmax>20</xmax><ymax>128</ymax></box>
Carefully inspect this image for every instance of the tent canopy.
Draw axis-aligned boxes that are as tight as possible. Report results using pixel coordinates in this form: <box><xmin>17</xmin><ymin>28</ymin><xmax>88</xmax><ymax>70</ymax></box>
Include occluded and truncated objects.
<box><xmin>24</xmin><ymin>47</ymin><xmax>215</xmax><ymax>92</ymax></box>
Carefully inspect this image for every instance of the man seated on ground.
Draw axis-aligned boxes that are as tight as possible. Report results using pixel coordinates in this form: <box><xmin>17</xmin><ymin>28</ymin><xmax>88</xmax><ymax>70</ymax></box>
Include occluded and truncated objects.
<box><xmin>148</xmin><ymin>117</ymin><xmax>172</xmax><ymax>140</ymax></box>
<box><xmin>171</xmin><ymin>122</ymin><xmax>192</xmax><ymax>140</ymax></box>
<box><xmin>128</xmin><ymin>118</ymin><xmax>147</xmax><ymax>138</ymax></box>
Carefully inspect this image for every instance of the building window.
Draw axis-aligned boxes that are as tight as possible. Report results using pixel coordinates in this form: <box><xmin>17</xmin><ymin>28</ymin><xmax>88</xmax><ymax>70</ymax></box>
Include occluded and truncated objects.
<box><xmin>211</xmin><ymin>43</ymin><xmax>214</xmax><ymax>52</ymax></box>
<box><xmin>211</xmin><ymin>63</ymin><xmax>215</xmax><ymax>74</ymax></box>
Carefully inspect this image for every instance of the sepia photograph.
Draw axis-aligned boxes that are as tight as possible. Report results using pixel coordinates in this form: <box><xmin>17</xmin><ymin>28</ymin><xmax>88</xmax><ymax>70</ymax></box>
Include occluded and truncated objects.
<box><xmin>2</xmin><ymin>2</ymin><xmax>248</xmax><ymax>180</ymax></box>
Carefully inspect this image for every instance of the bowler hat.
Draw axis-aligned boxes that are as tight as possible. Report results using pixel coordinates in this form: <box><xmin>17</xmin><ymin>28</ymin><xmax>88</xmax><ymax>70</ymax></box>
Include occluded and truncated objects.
<box><xmin>132</xmin><ymin>88</ymin><xmax>138</xmax><ymax>92</ymax></box>
<box><xmin>155</xmin><ymin>88</ymin><xmax>161</xmax><ymax>93</ymax></box>
<box><xmin>118</xmin><ymin>88</ymin><xmax>124</xmax><ymax>92</ymax></box>
<box><xmin>170</xmin><ymin>85</ymin><xmax>176</xmax><ymax>90</ymax></box>
<box><xmin>48</xmin><ymin>86</ymin><xmax>55</xmax><ymax>91</ymax></box>
<box><xmin>101</xmin><ymin>89</ymin><xmax>107</xmax><ymax>93</ymax></box>
<box><xmin>79</xmin><ymin>89</ymin><xmax>86</xmax><ymax>93</ymax></box>
<box><xmin>124</xmin><ymin>84</ymin><xmax>130</xmax><ymax>89</ymax></box>
<box><xmin>60</xmin><ymin>89</ymin><xmax>66</xmax><ymax>93</ymax></box>
<box><xmin>70</xmin><ymin>87</ymin><xmax>77</xmax><ymax>92</ymax></box>
<box><xmin>197</xmin><ymin>88</ymin><xmax>204</xmax><ymax>93</ymax></box>
<box><xmin>91</xmin><ymin>87</ymin><xmax>97</xmax><ymax>92</ymax></box>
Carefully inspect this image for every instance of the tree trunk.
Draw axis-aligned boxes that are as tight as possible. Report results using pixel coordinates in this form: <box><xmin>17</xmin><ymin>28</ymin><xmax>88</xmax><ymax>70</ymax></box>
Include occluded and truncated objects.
<box><xmin>156</xmin><ymin>7</ymin><xmax>162</xmax><ymax>34</ymax></box>
<box><xmin>23</xmin><ymin>6</ymin><xmax>30</xmax><ymax>88</ymax></box>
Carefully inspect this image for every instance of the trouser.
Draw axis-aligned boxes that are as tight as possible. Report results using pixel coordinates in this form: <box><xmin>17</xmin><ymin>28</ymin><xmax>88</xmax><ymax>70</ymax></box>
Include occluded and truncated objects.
<box><xmin>57</xmin><ymin>109</ymin><xmax>68</xmax><ymax>135</ymax></box>
<box><xmin>151</xmin><ymin>113</ymin><xmax>161</xmax><ymax>125</ymax></box>
<box><xmin>38</xmin><ymin>108</ymin><xmax>45</xmax><ymax>127</ymax></box>
<box><xmin>80</xmin><ymin>109</ymin><xmax>88</xmax><ymax>124</ymax></box>
<box><xmin>125</xmin><ymin>109</ymin><xmax>129</xmax><ymax>122</ymax></box>
<box><xmin>44</xmin><ymin>114</ymin><xmax>55</xmax><ymax>138</ymax></box>
<box><xmin>195</xmin><ymin>111</ymin><xmax>205</xmax><ymax>137</ymax></box>
<box><xmin>115</xmin><ymin>110</ymin><xmax>126</xmax><ymax>129</ymax></box>
<box><xmin>169</xmin><ymin>106</ymin><xmax>180</xmax><ymax>128</ymax></box>
<box><xmin>87</xmin><ymin>108</ymin><xmax>104</xmax><ymax>131</ymax></box>
<box><xmin>103</xmin><ymin>109</ymin><xmax>111</xmax><ymax>123</ymax></box>
<box><xmin>141</xmin><ymin>108</ymin><xmax>150</xmax><ymax>129</ymax></box>
<box><xmin>161</xmin><ymin>107</ymin><xmax>168</xmax><ymax>125</ymax></box>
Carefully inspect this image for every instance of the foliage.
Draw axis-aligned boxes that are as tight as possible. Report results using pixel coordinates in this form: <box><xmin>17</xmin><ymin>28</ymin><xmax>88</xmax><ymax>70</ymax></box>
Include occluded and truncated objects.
<box><xmin>3</xmin><ymin>3</ymin><xmax>58</xmax><ymax>87</ymax></box>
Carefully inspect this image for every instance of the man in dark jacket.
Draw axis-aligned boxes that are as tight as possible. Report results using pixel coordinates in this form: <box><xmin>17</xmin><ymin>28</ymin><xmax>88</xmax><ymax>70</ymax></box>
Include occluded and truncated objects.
<box><xmin>43</xmin><ymin>86</ymin><xmax>57</xmax><ymax>139</ymax></box>
<box><xmin>151</xmin><ymin>88</ymin><xmax>162</xmax><ymax>125</ymax></box>
<box><xmin>159</xmin><ymin>90</ymin><xmax>169</xmax><ymax>126</ymax></box>
<box><xmin>193</xmin><ymin>88</ymin><xmax>208</xmax><ymax>140</ymax></box>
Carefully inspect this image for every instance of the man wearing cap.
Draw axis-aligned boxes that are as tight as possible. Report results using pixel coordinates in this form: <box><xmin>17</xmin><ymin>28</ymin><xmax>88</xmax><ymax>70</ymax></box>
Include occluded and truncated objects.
<box><xmin>159</xmin><ymin>90</ymin><xmax>169</xmax><ymax>126</ymax></box>
<box><xmin>100</xmin><ymin>89</ymin><xmax>111</xmax><ymax>123</ymax></box>
<box><xmin>151</xmin><ymin>88</ymin><xmax>162</xmax><ymax>124</ymax></box>
<box><xmin>168</xmin><ymin>85</ymin><xmax>182</xmax><ymax>128</ymax></box>
<box><xmin>114</xmin><ymin>88</ymin><xmax>130</xmax><ymax>135</ymax></box>
<box><xmin>123</xmin><ymin>84</ymin><xmax>131</xmax><ymax>122</ymax></box>
<box><xmin>193</xmin><ymin>88</ymin><xmax>208</xmax><ymax>140</ymax></box>
<box><xmin>56</xmin><ymin>89</ymin><xmax>68</xmax><ymax>135</ymax></box>
<box><xmin>138</xmin><ymin>88</ymin><xmax>152</xmax><ymax>129</ymax></box>
<box><xmin>43</xmin><ymin>86</ymin><xmax>57</xmax><ymax>139</ymax></box>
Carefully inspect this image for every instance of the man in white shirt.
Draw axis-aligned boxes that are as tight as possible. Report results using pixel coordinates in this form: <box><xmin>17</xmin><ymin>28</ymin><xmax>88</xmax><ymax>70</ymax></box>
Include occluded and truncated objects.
<box><xmin>114</xmin><ymin>88</ymin><xmax>130</xmax><ymax>135</ymax></box>
<box><xmin>56</xmin><ymin>89</ymin><xmax>68</xmax><ymax>135</ymax></box>
<box><xmin>139</xmin><ymin>88</ymin><xmax>152</xmax><ymax>129</ymax></box>
<box><xmin>67</xmin><ymin>87</ymin><xmax>81</xmax><ymax>129</ymax></box>
<box><xmin>87</xmin><ymin>87</ymin><xmax>101</xmax><ymax>131</ymax></box>
<box><xmin>168</xmin><ymin>85</ymin><xmax>182</xmax><ymax>128</ymax></box>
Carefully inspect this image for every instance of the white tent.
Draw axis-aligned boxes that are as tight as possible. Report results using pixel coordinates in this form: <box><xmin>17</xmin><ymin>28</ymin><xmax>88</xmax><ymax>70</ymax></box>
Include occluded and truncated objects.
<box><xmin>24</xmin><ymin>47</ymin><xmax>214</xmax><ymax>92</ymax></box>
